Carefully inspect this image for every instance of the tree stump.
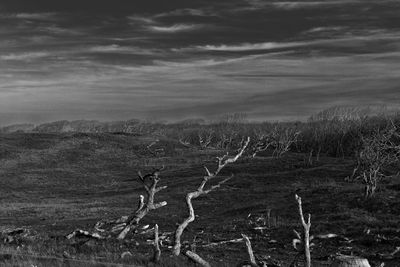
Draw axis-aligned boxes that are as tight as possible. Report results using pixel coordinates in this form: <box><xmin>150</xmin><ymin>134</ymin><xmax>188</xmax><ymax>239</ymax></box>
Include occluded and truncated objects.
<box><xmin>330</xmin><ymin>255</ymin><xmax>371</xmax><ymax>267</ymax></box>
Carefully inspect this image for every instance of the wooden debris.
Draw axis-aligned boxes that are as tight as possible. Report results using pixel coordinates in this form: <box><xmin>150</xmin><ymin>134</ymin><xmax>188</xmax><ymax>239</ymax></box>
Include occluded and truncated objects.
<box><xmin>66</xmin><ymin>229</ymin><xmax>104</xmax><ymax>240</ymax></box>
<box><xmin>185</xmin><ymin>250</ymin><xmax>211</xmax><ymax>267</ymax></box>
<box><xmin>242</xmin><ymin>234</ymin><xmax>258</xmax><ymax>267</ymax></box>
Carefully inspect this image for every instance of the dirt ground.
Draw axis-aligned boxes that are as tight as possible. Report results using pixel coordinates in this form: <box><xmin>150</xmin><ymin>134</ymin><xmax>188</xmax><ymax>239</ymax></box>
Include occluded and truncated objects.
<box><xmin>0</xmin><ymin>133</ymin><xmax>399</xmax><ymax>266</ymax></box>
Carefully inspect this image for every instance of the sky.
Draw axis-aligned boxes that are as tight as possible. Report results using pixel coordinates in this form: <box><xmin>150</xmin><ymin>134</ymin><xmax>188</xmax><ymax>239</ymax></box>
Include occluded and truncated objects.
<box><xmin>1</xmin><ymin>0</ymin><xmax>400</xmax><ymax>124</ymax></box>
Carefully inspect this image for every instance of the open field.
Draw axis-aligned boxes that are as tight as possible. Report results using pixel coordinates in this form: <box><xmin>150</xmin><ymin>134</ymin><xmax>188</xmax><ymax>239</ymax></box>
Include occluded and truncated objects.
<box><xmin>0</xmin><ymin>130</ymin><xmax>399</xmax><ymax>266</ymax></box>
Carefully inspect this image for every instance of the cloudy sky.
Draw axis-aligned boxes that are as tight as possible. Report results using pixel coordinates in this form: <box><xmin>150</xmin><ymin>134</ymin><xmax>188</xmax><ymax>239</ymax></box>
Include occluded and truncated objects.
<box><xmin>1</xmin><ymin>0</ymin><xmax>400</xmax><ymax>124</ymax></box>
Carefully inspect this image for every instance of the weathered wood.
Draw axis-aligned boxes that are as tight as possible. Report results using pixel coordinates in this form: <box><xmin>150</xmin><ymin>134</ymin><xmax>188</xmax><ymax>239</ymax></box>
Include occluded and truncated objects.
<box><xmin>330</xmin><ymin>255</ymin><xmax>371</xmax><ymax>267</ymax></box>
<box><xmin>117</xmin><ymin>167</ymin><xmax>167</xmax><ymax>240</ymax></box>
<box><xmin>172</xmin><ymin>137</ymin><xmax>250</xmax><ymax>256</ymax></box>
<box><xmin>152</xmin><ymin>224</ymin><xmax>161</xmax><ymax>263</ymax></box>
<box><xmin>295</xmin><ymin>194</ymin><xmax>312</xmax><ymax>267</ymax></box>
<box><xmin>242</xmin><ymin>234</ymin><xmax>258</xmax><ymax>267</ymax></box>
<box><xmin>185</xmin><ymin>250</ymin><xmax>211</xmax><ymax>267</ymax></box>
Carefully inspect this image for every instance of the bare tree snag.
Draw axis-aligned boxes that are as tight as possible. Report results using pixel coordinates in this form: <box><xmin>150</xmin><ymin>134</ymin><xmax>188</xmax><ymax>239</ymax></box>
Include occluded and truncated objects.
<box><xmin>172</xmin><ymin>137</ymin><xmax>250</xmax><ymax>256</ymax></box>
<box><xmin>117</xmin><ymin>167</ymin><xmax>167</xmax><ymax>240</ymax></box>
<box><xmin>185</xmin><ymin>251</ymin><xmax>211</xmax><ymax>267</ymax></box>
<box><xmin>294</xmin><ymin>194</ymin><xmax>312</xmax><ymax>267</ymax></box>
<box><xmin>242</xmin><ymin>234</ymin><xmax>258</xmax><ymax>267</ymax></box>
<box><xmin>152</xmin><ymin>224</ymin><xmax>161</xmax><ymax>263</ymax></box>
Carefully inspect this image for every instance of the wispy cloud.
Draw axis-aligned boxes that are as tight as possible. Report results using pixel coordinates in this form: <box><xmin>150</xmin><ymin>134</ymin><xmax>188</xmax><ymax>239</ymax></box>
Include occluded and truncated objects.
<box><xmin>14</xmin><ymin>12</ymin><xmax>58</xmax><ymax>20</ymax></box>
<box><xmin>0</xmin><ymin>52</ymin><xmax>49</xmax><ymax>61</ymax></box>
<box><xmin>148</xmin><ymin>24</ymin><xmax>201</xmax><ymax>33</ymax></box>
<box><xmin>155</xmin><ymin>8</ymin><xmax>217</xmax><ymax>18</ymax></box>
<box><xmin>127</xmin><ymin>15</ymin><xmax>155</xmax><ymax>25</ymax></box>
<box><xmin>195</xmin><ymin>41</ymin><xmax>305</xmax><ymax>52</ymax></box>
<box><xmin>88</xmin><ymin>44</ymin><xmax>159</xmax><ymax>55</ymax></box>
<box><xmin>270</xmin><ymin>1</ymin><xmax>358</xmax><ymax>10</ymax></box>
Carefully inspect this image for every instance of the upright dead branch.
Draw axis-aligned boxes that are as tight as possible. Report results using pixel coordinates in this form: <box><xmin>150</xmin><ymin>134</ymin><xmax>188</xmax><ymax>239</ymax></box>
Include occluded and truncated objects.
<box><xmin>117</xmin><ymin>167</ymin><xmax>167</xmax><ymax>240</ymax></box>
<box><xmin>152</xmin><ymin>224</ymin><xmax>161</xmax><ymax>263</ymax></box>
<box><xmin>294</xmin><ymin>194</ymin><xmax>312</xmax><ymax>267</ymax></box>
<box><xmin>242</xmin><ymin>234</ymin><xmax>258</xmax><ymax>267</ymax></box>
<box><xmin>172</xmin><ymin>137</ymin><xmax>250</xmax><ymax>256</ymax></box>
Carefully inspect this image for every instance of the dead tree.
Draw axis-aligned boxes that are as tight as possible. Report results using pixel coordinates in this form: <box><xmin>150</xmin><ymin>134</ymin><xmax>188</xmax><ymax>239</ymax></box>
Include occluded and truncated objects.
<box><xmin>273</xmin><ymin>127</ymin><xmax>301</xmax><ymax>158</ymax></box>
<box><xmin>293</xmin><ymin>194</ymin><xmax>312</xmax><ymax>267</ymax></box>
<box><xmin>172</xmin><ymin>137</ymin><xmax>250</xmax><ymax>256</ymax></box>
<box><xmin>350</xmin><ymin>124</ymin><xmax>400</xmax><ymax>198</ymax></box>
<box><xmin>117</xmin><ymin>167</ymin><xmax>167</xmax><ymax>240</ymax></box>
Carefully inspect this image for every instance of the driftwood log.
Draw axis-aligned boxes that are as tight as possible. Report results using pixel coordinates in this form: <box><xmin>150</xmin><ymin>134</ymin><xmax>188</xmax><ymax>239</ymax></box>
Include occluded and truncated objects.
<box><xmin>330</xmin><ymin>255</ymin><xmax>371</xmax><ymax>267</ymax></box>
<box><xmin>172</xmin><ymin>137</ymin><xmax>250</xmax><ymax>256</ymax></box>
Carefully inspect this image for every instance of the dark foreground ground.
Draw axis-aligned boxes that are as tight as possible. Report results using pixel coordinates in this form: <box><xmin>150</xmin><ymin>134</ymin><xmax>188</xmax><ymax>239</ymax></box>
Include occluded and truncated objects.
<box><xmin>0</xmin><ymin>133</ymin><xmax>399</xmax><ymax>266</ymax></box>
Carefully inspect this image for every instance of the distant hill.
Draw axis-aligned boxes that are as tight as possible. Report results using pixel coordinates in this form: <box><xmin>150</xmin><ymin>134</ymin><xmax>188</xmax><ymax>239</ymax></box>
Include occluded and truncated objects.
<box><xmin>0</xmin><ymin>124</ymin><xmax>35</xmax><ymax>133</ymax></box>
<box><xmin>0</xmin><ymin>118</ymin><xmax>165</xmax><ymax>134</ymax></box>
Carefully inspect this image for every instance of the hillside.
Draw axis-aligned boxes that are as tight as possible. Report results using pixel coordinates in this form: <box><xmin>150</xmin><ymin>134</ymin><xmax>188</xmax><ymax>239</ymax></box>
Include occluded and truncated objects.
<box><xmin>0</xmin><ymin>132</ymin><xmax>399</xmax><ymax>266</ymax></box>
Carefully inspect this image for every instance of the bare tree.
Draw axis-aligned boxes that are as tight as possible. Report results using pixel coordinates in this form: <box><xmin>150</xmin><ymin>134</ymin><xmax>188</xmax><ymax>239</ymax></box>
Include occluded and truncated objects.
<box><xmin>272</xmin><ymin>127</ymin><xmax>301</xmax><ymax>158</ymax></box>
<box><xmin>117</xmin><ymin>167</ymin><xmax>167</xmax><ymax>240</ymax></box>
<box><xmin>172</xmin><ymin>137</ymin><xmax>250</xmax><ymax>256</ymax></box>
<box><xmin>350</xmin><ymin>124</ymin><xmax>400</xmax><ymax>198</ymax></box>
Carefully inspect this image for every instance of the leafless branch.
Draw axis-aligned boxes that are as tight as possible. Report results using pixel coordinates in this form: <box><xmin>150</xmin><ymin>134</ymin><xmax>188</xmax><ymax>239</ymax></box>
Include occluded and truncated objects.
<box><xmin>172</xmin><ymin>137</ymin><xmax>250</xmax><ymax>256</ymax></box>
<box><xmin>242</xmin><ymin>234</ymin><xmax>258</xmax><ymax>267</ymax></box>
<box><xmin>117</xmin><ymin>167</ymin><xmax>167</xmax><ymax>240</ymax></box>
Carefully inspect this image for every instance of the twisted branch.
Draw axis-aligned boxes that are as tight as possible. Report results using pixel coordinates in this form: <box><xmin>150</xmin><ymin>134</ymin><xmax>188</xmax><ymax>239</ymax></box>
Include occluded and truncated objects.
<box><xmin>117</xmin><ymin>167</ymin><xmax>167</xmax><ymax>240</ymax></box>
<box><xmin>172</xmin><ymin>137</ymin><xmax>250</xmax><ymax>256</ymax></box>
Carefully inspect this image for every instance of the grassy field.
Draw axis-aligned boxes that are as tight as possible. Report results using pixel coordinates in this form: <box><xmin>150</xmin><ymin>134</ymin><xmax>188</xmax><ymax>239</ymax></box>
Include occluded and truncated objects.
<box><xmin>0</xmin><ymin>132</ymin><xmax>399</xmax><ymax>266</ymax></box>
